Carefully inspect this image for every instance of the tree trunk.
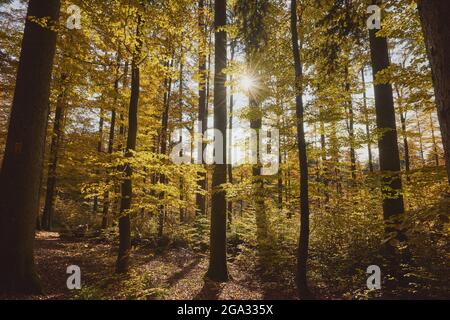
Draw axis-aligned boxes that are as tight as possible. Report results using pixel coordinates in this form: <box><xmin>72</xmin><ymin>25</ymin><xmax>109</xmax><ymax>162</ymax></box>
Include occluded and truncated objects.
<box><xmin>319</xmin><ymin>106</ymin><xmax>330</xmax><ymax>203</ymax></box>
<box><xmin>417</xmin><ymin>0</ymin><xmax>450</xmax><ymax>184</ymax></box>
<box><xmin>395</xmin><ymin>87</ymin><xmax>410</xmax><ymax>173</ymax></box>
<box><xmin>206</xmin><ymin>0</ymin><xmax>229</xmax><ymax>282</ymax></box>
<box><xmin>0</xmin><ymin>0</ymin><xmax>60</xmax><ymax>294</ymax></box>
<box><xmin>291</xmin><ymin>0</ymin><xmax>311</xmax><ymax>298</ymax></box>
<box><xmin>250</xmin><ymin>96</ymin><xmax>267</xmax><ymax>244</ymax></box>
<box><xmin>178</xmin><ymin>58</ymin><xmax>185</xmax><ymax>222</ymax></box>
<box><xmin>415</xmin><ymin>107</ymin><xmax>425</xmax><ymax>166</ymax></box>
<box><xmin>361</xmin><ymin>68</ymin><xmax>374</xmax><ymax>172</ymax></box>
<box><xmin>430</xmin><ymin>112</ymin><xmax>440</xmax><ymax>166</ymax></box>
<box><xmin>369</xmin><ymin>0</ymin><xmax>405</xmax><ymax>235</ymax></box>
<box><xmin>101</xmin><ymin>105</ymin><xmax>116</xmax><ymax>229</ymax></box>
<box><xmin>400</xmin><ymin>109</ymin><xmax>410</xmax><ymax>172</ymax></box>
<box><xmin>196</xmin><ymin>0</ymin><xmax>208</xmax><ymax>216</ymax></box>
<box><xmin>227</xmin><ymin>42</ymin><xmax>235</xmax><ymax>224</ymax></box>
<box><xmin>158</xmin><ymin>58</ymin><xmax>173</xmax><ymax>238</ymax></box>
<box><xmin>277</xmin><ymin>145</ymin><xmax>283</xmax><ymax>210</ymax></box>
<box><xmin>285</xmin><ymin>149</ymin><xmax>291</xmax><ymax>208</ymax></box>
<box><xmin>93</xmin><ymin>110</ymin><xmax>104</xmax><ymax>214</ymax></box>
<box><xmin>116</xmin><ymin>17</ymin><xmax>142</xmax><ymax>274</ymax></box>
<box><xmin>345</xmin><ymin>66</ymin><xmax>356</xmax><ymax>181</ymax></box>
<box><xmin>102</xmin><ymin>55</ymin><xmax>121</xmax><ymax>230</ymax></box>
<box><xmin>245</xmin><ymin>18</ymin><xmax>267</xmax><ymax>251</ymax></box>
<box><xmin>330</xmin><ymin>122</ymin><xmax>341</xmax><ymax>193</ymax></box>
<box><xmin>37</xmin><ymin>106</ymin><xmax>53</xmax><ymax>231</ymax></box>
<box><xmin>42</xmin><ymin>82</ymin><xmax>66</xmax><ymax>231</ymax></box>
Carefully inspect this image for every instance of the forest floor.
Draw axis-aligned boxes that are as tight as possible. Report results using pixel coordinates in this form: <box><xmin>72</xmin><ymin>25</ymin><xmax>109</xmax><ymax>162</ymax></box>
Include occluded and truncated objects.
<box><xmin>3</xmin><ymin>231</ymin><xmax>448</xmax><ymax>300</ymax></box>
<box><xmin>19</xmin><ymin>232</ymin><xmax>298</xmax><ymax>300</ymax></box>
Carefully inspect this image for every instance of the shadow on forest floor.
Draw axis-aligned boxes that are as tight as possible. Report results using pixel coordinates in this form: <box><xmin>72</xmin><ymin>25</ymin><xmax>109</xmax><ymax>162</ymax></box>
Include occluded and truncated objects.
<box><xmin>194</xmin><ymin>280</ymin><xmax>223</xmax><ymax>300</ymax></box>
<box><xmin>2</xmin><ymin>231</ymin><xmax>448</xmax><ymax>300</ymax></box>
<box><xmin>166</xmin><ymin>257</ymin><xmax>202</xmax><ymax>288</ymax></box>
<box><xmin>4</xmin><ymin>232</ymin><xmax>293</xmax><ymax>300</ymax></box>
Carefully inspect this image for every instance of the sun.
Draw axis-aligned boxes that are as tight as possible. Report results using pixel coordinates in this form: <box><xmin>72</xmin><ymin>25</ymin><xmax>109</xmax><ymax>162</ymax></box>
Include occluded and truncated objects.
<box><xmin>239</xmin><ymin>75</ymin><xmax>255</xmax><ymax>92</ymax></box>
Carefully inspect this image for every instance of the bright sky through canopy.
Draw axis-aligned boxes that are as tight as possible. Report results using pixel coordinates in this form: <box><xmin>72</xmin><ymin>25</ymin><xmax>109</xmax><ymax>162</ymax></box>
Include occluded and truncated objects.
<box><xmin>239</xmin><ymin>75</ymin><xmax>256</xmax><ymax>92</ymax></box>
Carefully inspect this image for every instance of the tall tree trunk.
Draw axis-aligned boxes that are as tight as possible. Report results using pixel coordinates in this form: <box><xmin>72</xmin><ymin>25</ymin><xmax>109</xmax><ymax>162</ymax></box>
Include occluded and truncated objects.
<box><xmin>318</xmin><ymin>106</ymin><xmax>330</xmax><ymax>203</ymax></box>
<box><xmin>345</xmin><ymin>66</ymin><xmax>356</xmax><ymax>181</ymax></box>
<box><xmin>178</xmin><ymin>58</ymin><xmax>185</xmax><ymax>222</ymax></box>
<box><xmin>395</xmin><ymin>87</ymin><xmax>410</xmax><ymax>173</ymax></box>
<box><xmin>250</xmin><ymin>99</ymin><xmax>266</xmax><ymax>243</ymax></box>
<box><xmin>285</xmin><ymin>149</ymin><xmax>291</xmax><ymax>208</ymax></box>
<box><xmin>400</xmin><ymin>109</ymin><xmax>410</xmax><ymax>172</ymax></box>
<box><xmin>369</xmin><ymin>0</ymin><xmax>405</xmax><ymax>239</ymax></box>
<box><xmin>227</xmin><ymin>42</ymin><xmax>235</xmax><ymax>224</ymax></box>
<box><xmin>42</xmin><ymin>81</ymin><xmax>66</xmax><ymax>231</ymax></box>
<box><xmin>244</xmin><ymin>12</ymin><xmax>267</xmax><ymax>251</ymax></box>
<box><xmin>116</xmin><ymin>17</ymin><xmax>142</xmax><ymax>274</ymax></box>
<box><xmin>0</xmin><ymin>0</ymin><xmax>60</xmax><ymax>294</ymax></box>
<box><xmin>361</xmin><ymin>68</ymin><xmax>374</xmax><ymax>172</ymax></box>
<box><xmin>206</xmin><ymin>0</ymin><xmax>229</xmax><ymax>282</ymax></box>
<box><xmin>203</xmin><ymin>21</ymin><xmax>214</xmax><ymax>217</ymax></box>
<box><xmin>116</xmin><ymin>60</ymin><xmax>129</xmax><ymax>214</ymax></box>
<box><xmin>37</xmin><ymin>104</ymin><xmax>54</xmax><ymax>231</ymax></box>
<box><xmin>415</xmin><ymin>107</ymin><xmax>425</xmax><ymax>166</ymax></box>
<box><xmin>196</xmin><ymin>0</ymin><xmax>208</xmax><ymax>216</ymax></box>
<box><xmin>430</xmin><ymin>112</ymin><xmax>440</xmax><ymax>166</ymax></box>
<box><xmin>118</xmin><ymin>61</ymin><xmax>129</xmax><ymax>152</ymax></box>
<box><xmin>330</xmin><ymin>121</ymin><xmax>341</xmax><ymax>193</ymax></box>
<box><xmin>277</xmin><ymin>102</ymin><xmax>286</xmax><ymax>210</ymax></box>
<box><xmin>417</xmin><ymin>0</ymin><xmax>450</xmax><ymax>184</ymax></box>
<box><xmin>93</xmin><ymin>110</ymin><xmax>104</xmax><ymax>214</ymax></box>
<box><xmin>277</xmin><ymin>137</ymin><xmax>283</xmax><ymax>210</ymax></box>
<box><xmin>102</xmin><ymin>106</ymin><xmax>116</xmax><ymax>229</ymax></box>
<box><xmin>102</xmin><ymin>54</ymin><xmax>122</xmax><ymax>229</ymax></box>
<box><xmin>291</xmin><ymin>0</ymin><xmax>311</xmax><ymax>298</ymax></box>
<box><xmin>158</xmin><ymin>58</ymin><xmax>173</xmax><ymax>238</ymax></box>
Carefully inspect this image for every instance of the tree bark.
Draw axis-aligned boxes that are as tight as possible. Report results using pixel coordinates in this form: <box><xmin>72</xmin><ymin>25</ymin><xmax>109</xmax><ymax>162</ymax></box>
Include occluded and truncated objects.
<box><xmin>277</xmin><ymin>142</ymin><xmax>283</xmax><ymax>210</ymax></box>
<box><xmin>417</xmin><ymin>0</ymin><xmax>450</xmax><ymax>184</ymax></box>
<box><xmin>0</xmin><ymin>0</ymin><xmax>61</xmax><ymax>294</ymax></box>
<box><xmin>291</xmin><ymin>0</ymin><xmax>311</xmax><ymax>298</ymax></box>
<box><xmin>369</xmin><ymin>0</ymin><xmax>405</xmax><ymax>235</ymax></box>
<box><xmin>42</xmin><ymin>80</ymin><xmax>66</xmax><ymax>231</ymax></box>
<box><xmin>400</xmin><ymin>109</ymin><xmax>410</xmax><ymax>172</ymax></box>
<box><xmin>102</xmin><ymin>55</ymin><xmax>121</xmax><ymax>230</ymax></box>
<box><xmin>395</xmin><ymin>86</ymin><xmax>410</xmax><ymax>173</ymax></box>
<box><xmin>250</xmin><ymin>96</ymin><xmax>267</xmax><ymax>243</ymax></box>
<box><xmin>415</xmin><ymin>107</ymin><xmax>425</xmax><ymax>166</ymax></box>
<box><xmin>361</xmin><ymin>68</ymin><xmax>374</xmax><ymax>172</ymax></box>
<box><xmin>93</xmin><ymin>110</ymin><xmax>104</xmax><ymax>214</ymax></box>
<box><xmin>227</xmin><ymin>42</ymin><xmax>235</xmax><ymax>224</ymax></box>
<box><xmin>206</xmin><ymin>0</ymin><xmax>229</xmax><ymax>282</ymax></box>
<box><xmin>430</xmin><ymin>112</ymin><xmax>440</xmax><ymax>166</ymax></box>
<box><xmin>116</xmin><ymin>17</ymin><xmax>142</xmax><ymax>274</ymax></box>
<box><xmin>178</xmin><ymin>57</ymin><xmax>185</xmax><ymax>222</ymax></box>
<box><xmin>243</xmin><ymin>5</ymin><xmax>267</xmax><ymax>251</ymax></box>
<box><xmin>158</xmin><ymin>58</ymin><xmax>173</xmax><ymax>238</ymax></box>
<box><xmin>345</xmin><ymin>66</ymin><xmax>356</xmax><ymax>180</ymax></box>
<box><xmin>196</xmin><ymin>0</ymin><xmax>208</xmax><ymax>216</ymax></box>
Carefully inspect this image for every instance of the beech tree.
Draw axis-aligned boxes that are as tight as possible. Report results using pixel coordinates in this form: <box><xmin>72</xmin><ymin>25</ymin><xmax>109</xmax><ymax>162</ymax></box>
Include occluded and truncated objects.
<box><xmin>417</xmin><ymin>0</ymin><xmax>450</xmax><ymax>184</ymax></box>
<box><xmin>116</xmin><ymin>14</ymin><xmax>143</xmax><ymax>274</ymax></box>
<box><xmin>42</xmin><ymin>74</ymin><xmax>67</xmax><ymax>231</ymax></box>
<box><xmin>368</xmin><ymin>0</ymin><xmax>405</xmax><ymax>237</ymax></box>
<box><xmin>196</xmin><ymin>0</ymin><xmax>208</xmax><ymax>216</ymax></box>
<box><xmin>290</xmin><ymin>0</ymin><xmax>311</xmax><ymax>299</ymax></box>
<box><xmin>206</xmin><ymin>0</ymin><xmax>229</xmax><ymax>282</ymax></box>
<box><xmin>0</xmin><ymin>0</ymin><xmax>61</xmax><ymax>293</ymax></box>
